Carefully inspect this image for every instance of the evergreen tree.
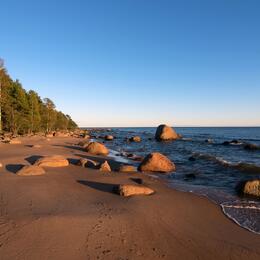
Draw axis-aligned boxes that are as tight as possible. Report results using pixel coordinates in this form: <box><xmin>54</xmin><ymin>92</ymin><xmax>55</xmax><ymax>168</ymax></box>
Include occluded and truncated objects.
<box><xmin>28</xmin><ymin>90</ymin><xmax>41</xmax><ymax>133</ymax></box>
<box><xmin>0</xmin><ymin>61</ymin><xmax>77</xmax><ymax>135</ymax></box>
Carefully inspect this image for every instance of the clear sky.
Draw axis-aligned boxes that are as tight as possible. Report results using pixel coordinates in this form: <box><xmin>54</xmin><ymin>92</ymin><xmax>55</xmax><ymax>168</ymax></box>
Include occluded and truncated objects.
<box><xmin>1</xmin><ymin>0</ymin><xmax>260</xmax><ymax>127</ymax></box>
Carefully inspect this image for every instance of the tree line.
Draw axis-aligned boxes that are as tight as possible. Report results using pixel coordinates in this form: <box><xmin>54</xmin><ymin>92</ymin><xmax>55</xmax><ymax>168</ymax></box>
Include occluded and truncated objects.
<box><xmin>0</xmin><ymin>62</ymin><xmax>77</xmax><ymax>135</ymax></box>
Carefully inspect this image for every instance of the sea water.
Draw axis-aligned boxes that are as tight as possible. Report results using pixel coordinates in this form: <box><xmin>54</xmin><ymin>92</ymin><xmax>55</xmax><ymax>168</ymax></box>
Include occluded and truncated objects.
<box><xmin>85</xmin><ymin>127</ymin><xmax>260</xmax><ymax>234</ymax></box>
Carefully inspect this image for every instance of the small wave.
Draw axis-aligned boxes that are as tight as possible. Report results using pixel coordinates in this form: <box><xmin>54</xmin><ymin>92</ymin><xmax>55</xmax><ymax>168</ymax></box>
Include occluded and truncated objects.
<box><xmin>233</xmin><ymin>163</ymin><xmax>260</xmax><ymax>174</ymax></box>
<box><xmin>170</xmin><ymin>182</ymin><xmax>260</xmax><ymax>234</ymax></box>
<box><xmin>193</xmin><ymin>152</ymin><xmax>260</xmax><ymax>174</ymax></box>
<box><xmin>221</xmin><ymin>201</ymin><xmax>260</xmax><ymax>234</ymax></box>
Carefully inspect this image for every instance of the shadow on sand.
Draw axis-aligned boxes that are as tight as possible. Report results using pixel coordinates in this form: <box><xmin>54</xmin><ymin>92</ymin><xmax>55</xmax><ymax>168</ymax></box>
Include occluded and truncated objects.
<box><xmin>25</xmin><ymin>155</ymin><xmax>43</xmax><ymax>165</ymax></box>
<box><xmin>6</xmin><ymin>164</ymin><xmax>24</xmax><ymax>173</ymax></box>
<box><xmin>52</xmin><ymin>144</ymin><xmax>85</xmax><ymax>152</ymax></box>
<box><xmin>77</xmin><ymin>180</ymin><xmax>119</xmax><ymax>195</ymax></box>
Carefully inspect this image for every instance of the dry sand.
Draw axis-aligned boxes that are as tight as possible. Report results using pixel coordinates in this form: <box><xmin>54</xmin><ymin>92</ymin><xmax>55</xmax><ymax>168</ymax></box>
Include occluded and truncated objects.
<box><xmin>0</xmin><ymin>136</ymin><xmax>259</xmax><ymax>260</ymax></box>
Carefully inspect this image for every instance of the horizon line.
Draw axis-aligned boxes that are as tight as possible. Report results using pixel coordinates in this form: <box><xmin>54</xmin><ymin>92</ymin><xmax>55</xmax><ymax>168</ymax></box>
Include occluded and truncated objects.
<box><xmin>79</xmin><ymin>125</ymin><xmax>260</xmax><ymax>128</ymax></box>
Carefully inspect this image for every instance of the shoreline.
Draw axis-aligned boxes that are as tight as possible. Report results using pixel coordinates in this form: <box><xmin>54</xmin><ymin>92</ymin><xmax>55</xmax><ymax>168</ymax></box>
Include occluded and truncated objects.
<box><xmin>0</xmin><ymin>135</ymin><xmax>259</xmax><ymax>259</ymax></box>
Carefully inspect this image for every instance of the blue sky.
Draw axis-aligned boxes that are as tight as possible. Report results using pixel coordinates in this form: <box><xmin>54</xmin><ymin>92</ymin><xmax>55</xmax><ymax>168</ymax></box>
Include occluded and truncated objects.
<box><xmin>1</xmin><ymin>0</ymin><xmax>260</xmax><ymax>127</ymax></box>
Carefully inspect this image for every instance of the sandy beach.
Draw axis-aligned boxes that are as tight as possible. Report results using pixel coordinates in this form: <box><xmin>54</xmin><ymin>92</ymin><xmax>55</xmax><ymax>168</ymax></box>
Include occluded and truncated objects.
<box><xmin>0</xmin><ymin>135</ymin><xmax>259</xmax><ymax>260</ymax></box>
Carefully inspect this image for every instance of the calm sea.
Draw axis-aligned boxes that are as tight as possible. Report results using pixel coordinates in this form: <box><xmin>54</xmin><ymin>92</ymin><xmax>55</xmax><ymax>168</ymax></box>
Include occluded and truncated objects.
<box><xmin>85</xmin><ymin>127</ymin><xmax>260</xmax><ymax>234</ymax></box>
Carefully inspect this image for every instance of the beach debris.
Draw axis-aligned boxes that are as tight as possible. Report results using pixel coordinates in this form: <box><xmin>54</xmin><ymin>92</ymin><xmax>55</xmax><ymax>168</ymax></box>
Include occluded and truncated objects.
<box><xmin>155</xmin><ymin>124</ymin><xmax>179</xmax><ymax>141</ymax></box>
<box><xmin>105</xmin><ymin>135</ymin><xmax>114</xmax><ymax>141</ymax></box>
<box><xmin>138</xmin><ymin>152</ymin><xmax>175</xmax><ymax>173</ymax></box>
<box><xmin>99</xmin><ymin>161</ymin><xmax>111</xmax><ymax>172</ymax></box>
<box><xmin>118</xmin><ymin>184</ymin><xmax>154</xmax><ymax>197</ymax></box>
<box><xmin>243</xmin><ymin>180</ymin><xmax>260</xmax><ymax>197</ymax></box>
<box><xmin>35</xmin><ymin>155</ymin><xmax>69</xmax><ymax>167</ymax></box>
<box><xmin>119</xmin><ymin>164</ymin><xmax>137</xmax><ymax>172</ymax></box>
<box><xmin>17</xmin><ymin>165</ymin><xmax>46</xmax><ymax>176</ymax></box>
<box><xmin>85</xmin><ymin>142</ymin><xmax>109</xmax><ymax>155</ymax></box>
<box><xmin>129</xmin><ymin>136</ymin><xmax>141</xmax><ymax>142</ymax></box>
<box><xmin>77</xmin><ymin>158</ymin><xmax>98</xmax><ymax>168</ymax></box>
<box><xmin>9</xmin><ymin>139</ymin><xmax>22</xmax><ymax>144</ymax></box>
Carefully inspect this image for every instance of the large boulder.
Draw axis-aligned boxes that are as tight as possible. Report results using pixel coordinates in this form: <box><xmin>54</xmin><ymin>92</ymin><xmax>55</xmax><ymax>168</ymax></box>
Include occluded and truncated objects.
<box><xmin>243</xmin><ymin>180</ymin><xmax>260</xmax><ymax>197</ymax></box>
<box><xmin>138</xmin><ymin>152</ymin><xmax>175</xmax><ymax>173</ymax></box>
<box><xmin>17</xmin><ymin>165</ymin><xmax>46</xmax><ymax>176</ymax></box>
<box><xmin>118</xmin><ymin>184</ymin><xmax>155</xmax><ymax>197</ymax></box>
<box><xmin>85</xmin><ymin>142</ymin><xmax>109</xmax><ymax>155</ymax></box>
<box><xmin>35</xmin><ymin>155</ymin><xmax>69</xmax><ymax>167</ymax></box>
<box><xmin>155</xmin><ymin>124</ymin><xmax>179</xmax><ymax>141</ymax></box>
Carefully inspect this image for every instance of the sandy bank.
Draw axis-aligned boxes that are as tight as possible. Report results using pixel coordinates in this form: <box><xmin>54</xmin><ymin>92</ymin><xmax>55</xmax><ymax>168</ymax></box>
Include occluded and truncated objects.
<box><xmin>0</xmin><ymin>136</ymin><xmax>259</xmax><ymax>259</ymax></box>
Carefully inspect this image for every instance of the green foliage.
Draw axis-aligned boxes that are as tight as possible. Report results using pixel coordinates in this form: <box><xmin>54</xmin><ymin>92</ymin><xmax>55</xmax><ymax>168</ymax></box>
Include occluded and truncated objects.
<box><xmin>0</xmin><ymin>67</ymin><xmax>77</xmax><ymax>134</ymax></box>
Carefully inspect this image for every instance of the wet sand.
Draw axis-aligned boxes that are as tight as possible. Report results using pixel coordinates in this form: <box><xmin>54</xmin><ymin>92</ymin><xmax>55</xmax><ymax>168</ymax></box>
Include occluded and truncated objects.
<box><xmin>0</xmin><ymin>136</ymin><xmax>259</xmax><ymax>259</ymax></box>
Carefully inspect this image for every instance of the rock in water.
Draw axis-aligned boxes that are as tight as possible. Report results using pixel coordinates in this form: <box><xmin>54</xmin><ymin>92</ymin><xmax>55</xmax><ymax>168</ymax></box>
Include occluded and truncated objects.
<box><xmin>138</xmin><ymin>152</ymin><xmax>175</xmax><ymax>173</ymax></box>
<box><xmin>99</xmin><ymin>161</ymin><xmax>111</xmax><ymax>172</ymax></box>
<box><xmin>35</xmin><ymin>155</ymin><xmax>69</xmax><ymax>167</ymax></box>
<box><xmin>118</xmin><ymin>184</ymin><xmax>155</xmax><ymax>197</ymax></box>
<box><xmin>243</xmin><ymin>180</ymin><xmax>260</xmax><ymax>197</ymax></box>
<box><xmin>85</xmin><ymin>142</ymin><xmax>109</xmax><ymax>155</ymax></box>
<box><xmin>129</xmin><ymin>136</ymin><xmax>141</xmax><ymax>142</ymax></box>
<box><xmin>105</xmin><ymin>135</ymin><xmax>114</xmax><ymax>141</ymax></box>
<box><xmin>17</xmin><ymin>165</ymin><xmax>46</xmax><ymax>176</ymax></box>
<box><xmin>155</xmin><ymin>124</ymin><xmax>179</xmax><ymax>141</ymax></box>
<box><xmin>119</xmin><ymin>165</ymin><xmax>137</xmax><ymax>172</ymax></box>
<box><xmin>244</xmin><ymin>143</ymin><xmax>259</xmax><ymax>151</ymax></box>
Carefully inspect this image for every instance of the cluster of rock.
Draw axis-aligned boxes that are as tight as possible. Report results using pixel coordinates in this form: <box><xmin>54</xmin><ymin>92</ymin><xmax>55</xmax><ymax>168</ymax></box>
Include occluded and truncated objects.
<box><xmin>16</xmin><ymin>155</ymin><xmax>69</xmax><ymax>176</ymax></box>
<box><xmin>12</xmin><ymin>125</ymin><xmax>178</xmax><ymax>197</ymax></box>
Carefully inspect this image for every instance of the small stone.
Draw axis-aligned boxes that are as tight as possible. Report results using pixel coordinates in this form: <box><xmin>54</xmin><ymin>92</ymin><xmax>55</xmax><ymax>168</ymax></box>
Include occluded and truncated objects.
<box><xmin>118</xmin><ymin>184</ymin><xmax>155</xmax><ymax>197</ymax></box>
<box><xmin>99</xmin><ymin>161</ymin><xmax>111</xmax><ymax>172</ymax></box>
<box><xmin>119</xmin><ymin>165</ymin><xmax>137</xmax><ymax>172</ymax></box>
<box><xmin>129</xmin><ymin>136</ymin><xmax>141</xmax><ymax>142</ymax></box>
